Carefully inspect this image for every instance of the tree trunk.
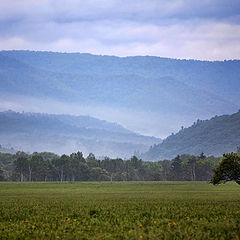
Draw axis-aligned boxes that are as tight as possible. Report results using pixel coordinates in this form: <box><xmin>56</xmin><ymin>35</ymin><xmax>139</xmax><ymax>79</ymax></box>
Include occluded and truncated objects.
<box><xmin>60</xmin><ymin>167</ymin><xmax>63</xmax><ymax>182</ymax></box>
<box><xmin>110</xmin><ymin>173</ymin><xmax>113</xmax><ymax>182</ymax></box>
<box><xmin>28</xmin><ymin>165</ymin><xmax>32</xmax><ymax>182</ymax></box>
<box><xmin>191</xmin><ymin>162</ymin><xmax>196</xmax><ymax>181</ymax></box>
<box><xmin>193</xmin><ymin>163</ymin><xmax>196</xmax><ymax>181</ymax></box>
<box><xmin>20</xmin><ymin>172</ymin><xmax>24</xmax><ymax>182</ymax></box>
<box><xmin>72</xmin><ymin>175</ymin><xmax>75</xmax><ymax>182</ymax></box>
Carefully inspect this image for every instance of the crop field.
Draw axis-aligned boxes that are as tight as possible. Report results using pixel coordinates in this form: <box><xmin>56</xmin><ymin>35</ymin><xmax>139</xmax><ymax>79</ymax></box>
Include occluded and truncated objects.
<box><xmin>0</xmin><ymin>182</ymin><xmax>240</xmax><ymax>240</ymax></box>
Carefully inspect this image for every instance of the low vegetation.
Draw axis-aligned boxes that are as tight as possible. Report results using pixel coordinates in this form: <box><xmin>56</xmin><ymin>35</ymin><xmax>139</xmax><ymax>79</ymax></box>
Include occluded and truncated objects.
<box><xmin>0</xmin><ymin>181</ymin><xmax>240</xmax><ymax>239</ymax></box>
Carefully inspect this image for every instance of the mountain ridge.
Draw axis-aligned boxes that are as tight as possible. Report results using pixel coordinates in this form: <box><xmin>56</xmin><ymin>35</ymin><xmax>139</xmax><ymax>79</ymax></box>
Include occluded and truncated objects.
<box><xmin>142</xmin><ymin>110</ymin><xmax>240</xmax><ymax>160</ymax></box>
<box><xmin>0</xmin><ymin>110</ymin><xmax>161</xmax><ymax>158</ymax></box>
<box><xmin>0</xmin><ymin>50</ymin><xmax>240</xmax><ymax>137</ymax></box>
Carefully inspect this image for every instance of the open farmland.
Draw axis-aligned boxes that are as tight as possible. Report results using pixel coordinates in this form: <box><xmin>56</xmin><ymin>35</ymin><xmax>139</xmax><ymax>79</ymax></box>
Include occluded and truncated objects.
<box><xmin>0</xmin><ymin>182</ymin><xmax>240</xmax><ymax>240</ymax></box>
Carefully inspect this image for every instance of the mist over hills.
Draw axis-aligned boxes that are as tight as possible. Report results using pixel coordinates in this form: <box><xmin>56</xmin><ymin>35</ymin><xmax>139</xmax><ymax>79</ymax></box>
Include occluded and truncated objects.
<box><xmin>0</xmin><ymin>50</ymin><xmax>239</xmax><ymax>137</ymax></box>
<box><xmin>0</xmin><ymin>110</ymin><xmax>160</xmax><ymax>157</ymax></box>
<box><xmin>142</xmin><ymin>110</ymin><xmax>240</xmax><ymax>161</ymax></box>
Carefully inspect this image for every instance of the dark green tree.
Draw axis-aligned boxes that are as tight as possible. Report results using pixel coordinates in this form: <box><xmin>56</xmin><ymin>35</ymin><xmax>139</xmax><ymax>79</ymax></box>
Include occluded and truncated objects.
<box><xmin>70</xmin><ymin>152</ymin><xmax>86</xmax><ymax>181</ymax></box>
<box><xmin>0</xmin><ymin>167</ymin><xmax>6</xmax><ymax>181</ymax></box>
<box><xmin>52</xmin><ymin>155</ymin><xmax>70</xmax><ymax>181</ymax></box>
<box><xmin>129</xmin><ymin>156</ymin><xmax>144</xmax><ymax>180</ymax></box>
<box><xmin>13</xmin><ymin>156</ymin><xmax>29</xmax><ymax>182</ymax></box>
<box><xmin>211</xmin><ymin>153</ymin><xmax>240</xmax><ymax>185</ymax></box>
<box><xmin>171</xmin><ymin>155</ymin><xmax>183</xmax><ymax>180</ymax></box>
<box><xmin>145</xmin><ymin>162</ymin><xmax>162</xmax><ymax>181</ymax></box>
<box><xmin>86</xmin><ymin>153</ymin><xmax>100</xmax><ymax>168</ymax></box>
<box><xmin>29</xmin><ymin>155</ymin><xmax>46</xmax><ymax>181</ymax></box>
<box><xmin>189</xmin><ymin>156</ymin><xmax>197</xmax><ymax>181</ymax></box>
<box><xmin>101</xmin><ymin>157</ymin><xmax>117</xmax><ymax>181</ymax></box>
<box><xmin>89</xmin><ymin>167</ymin><xmax>109</xmax><ymax>181</ymax></box>
<box><xmin>161</xmin><ymin>160</ymin><xmax>171</xmax><ymax>181</ymax></box>
<box><xmin>111</xmin><ymin>158</ymin><xmax>125</xmax><ymax>181</ymax></box>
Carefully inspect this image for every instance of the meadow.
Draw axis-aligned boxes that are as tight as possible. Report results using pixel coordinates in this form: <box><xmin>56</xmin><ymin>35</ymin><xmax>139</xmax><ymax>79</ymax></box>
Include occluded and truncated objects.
<box><xmin>0</xmin><ymin>181</ymin><xmax>240</xmax><ymax>240</ymax></box>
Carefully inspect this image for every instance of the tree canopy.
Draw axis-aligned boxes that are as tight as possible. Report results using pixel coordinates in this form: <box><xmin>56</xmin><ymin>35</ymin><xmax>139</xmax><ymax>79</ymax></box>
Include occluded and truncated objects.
<box><xmin>211</xmin><ymin>153</ymin><xmax>240</xmax><ymax>185</ymax></box>
<box><xmin>0</xmin><ymin>151</ymin><xmax>221</xmax><ymax>182</ymax></box>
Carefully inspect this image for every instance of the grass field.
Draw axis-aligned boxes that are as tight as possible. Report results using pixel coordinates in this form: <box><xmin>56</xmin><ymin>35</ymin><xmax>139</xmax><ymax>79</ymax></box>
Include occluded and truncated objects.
<box><xmin>0</xmin><ymin>182</ymin><xmax>240</xmax><ymax>240</ymax></box>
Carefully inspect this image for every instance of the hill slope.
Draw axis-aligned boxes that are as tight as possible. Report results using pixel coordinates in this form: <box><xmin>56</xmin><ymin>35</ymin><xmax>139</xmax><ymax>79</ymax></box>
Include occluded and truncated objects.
<box><xmin>0</xmin><ymin>50</ymin><xmax>239</xmax><ymax>136</ymax></box>
<box><xmin>142</xmin><ymin>111</ymin><xmax>240</xmax><ymax>160</ymax></box>
<box><xmin>0</xmin><ymin>111</ymin><xmax>160</xmax><ymax>157</ymax></box>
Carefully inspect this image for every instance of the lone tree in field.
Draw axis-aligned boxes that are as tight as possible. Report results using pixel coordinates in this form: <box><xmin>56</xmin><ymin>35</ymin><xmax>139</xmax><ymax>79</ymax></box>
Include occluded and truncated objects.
<box><xmin>211</xmin><ymin>153</ymin><xmax>240</xmax><ymax>185</ymax></box>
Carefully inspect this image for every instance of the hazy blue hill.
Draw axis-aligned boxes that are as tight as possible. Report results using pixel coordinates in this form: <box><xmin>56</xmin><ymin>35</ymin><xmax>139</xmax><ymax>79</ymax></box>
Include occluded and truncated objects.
<box><xmin>0</xmin><ymin>111</ymin><xmax>160</xmax><ymax>157</ymax></box>
<box><xmin>0</xmin><ymin>51</ymin><xmax>238</xmax><ymax>116</ymax></box>
<box><xmin>142</xmin><ymin>111</ymin><xmax>240</xmax><ymax>160</ymax></box>
<box><xmin>2</xmin><ymin>50</ymin><xmax>240</xmax><ymax>104</ymax></box>
<box><xmin>0</xmin><ymin>53</ymin><xmax>88</xmax><ymax>102</ymax></box>
<box><xmin>1</xmin><ymin>50</ymin><xmax>240</xmax><ymax>139</ymax></box>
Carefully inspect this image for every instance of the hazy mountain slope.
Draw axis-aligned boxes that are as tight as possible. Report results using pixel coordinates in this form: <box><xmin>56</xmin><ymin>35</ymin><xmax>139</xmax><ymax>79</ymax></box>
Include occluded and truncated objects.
<box><xmin>0</xmin><ymin>52</ymin><xmax>237</xmax><ymax>115</ymax></box>
<box><xmin>0</xmin><ymin>50</ymin><xmax>239</xmax><ymax>137</ymax></box>
<box><xmin>0</xmin><ymin>54</ymin><xmax>87</xmax><ymax>101</ymax></box>
<box><xmin>2</xmin><ymin>50</ymin><xmax>240</xmax><ymax>104</ymax></box>
<box><xmin>142</xmin><ymin>111</ymin><xmax>240</xmax><ymax>160</ymax></box>
<box><xmin>0</xmin><ymin>111</ymin><xmax>160</xmax><ymax>157</ymax></box>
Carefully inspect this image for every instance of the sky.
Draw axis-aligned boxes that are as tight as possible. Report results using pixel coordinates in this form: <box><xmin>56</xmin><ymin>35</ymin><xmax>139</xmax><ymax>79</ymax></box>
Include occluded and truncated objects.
<box><xmin>0</xmin><ymin>0</ymin><xmax>240</xmax><ymax>60</ymax></box>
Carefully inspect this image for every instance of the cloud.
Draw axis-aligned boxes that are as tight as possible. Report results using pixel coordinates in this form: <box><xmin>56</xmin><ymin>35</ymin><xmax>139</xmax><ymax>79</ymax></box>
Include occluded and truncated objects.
<box><xmin>1</xmin><ymin>20</ymin><xmax>240</xmax><ymax>60</ymax></box>
<box><xmin>1</xmin><ymin>0</ymin><xmax>240</xmax><ymax>22</ymax></box>
<box><xmin>0</xmin><ymin>0</ymin><xmax>240</xmax><ymax>59</ymax></box>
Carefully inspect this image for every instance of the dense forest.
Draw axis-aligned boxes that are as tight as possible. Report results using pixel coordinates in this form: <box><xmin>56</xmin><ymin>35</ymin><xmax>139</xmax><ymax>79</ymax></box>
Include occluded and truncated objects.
<box><xmin>0</xmin><ymin>151</ymin><xmax>221</xmax><ymax>182</ymax></box>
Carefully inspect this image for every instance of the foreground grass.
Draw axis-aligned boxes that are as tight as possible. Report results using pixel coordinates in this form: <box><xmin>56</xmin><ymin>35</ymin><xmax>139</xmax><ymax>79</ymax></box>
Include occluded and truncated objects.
<box><xmin>0</xmin><ymin>181</ymin><xmax>240</xmax><ymax>239</ymax></box>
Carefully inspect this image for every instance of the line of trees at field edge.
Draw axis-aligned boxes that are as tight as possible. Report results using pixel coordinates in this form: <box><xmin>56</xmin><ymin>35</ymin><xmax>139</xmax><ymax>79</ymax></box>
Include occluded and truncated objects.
<box><xmin>0</xmin><ymin>151</ymin><xmax>223</xmax><ymax>182</ymax></box>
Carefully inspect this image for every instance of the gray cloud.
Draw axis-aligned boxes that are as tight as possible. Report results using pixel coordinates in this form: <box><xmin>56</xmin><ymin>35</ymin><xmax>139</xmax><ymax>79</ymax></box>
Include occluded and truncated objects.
<box><xmin>1</xmin><ymin>0</ymin><xmax>240</xmax><ymax>22</ymax></box>
<box><xmin>0</xmin><ymin>0</ymin><xmax>240</xmax><ymax>59</ymax></box>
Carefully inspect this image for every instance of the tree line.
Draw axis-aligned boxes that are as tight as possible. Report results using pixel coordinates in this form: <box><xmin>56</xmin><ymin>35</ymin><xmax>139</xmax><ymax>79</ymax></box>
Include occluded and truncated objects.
<box><xmin>0</xmin><ymin>151</ymin><xmax>221</xmax><ymax>182</ymax></box>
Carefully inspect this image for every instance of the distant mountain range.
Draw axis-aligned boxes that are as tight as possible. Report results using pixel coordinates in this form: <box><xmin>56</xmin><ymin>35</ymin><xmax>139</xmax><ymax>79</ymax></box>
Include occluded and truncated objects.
<box><xmin>0</xmin><ymin>110</ymin><xmax>161</xmax><ymax>157</ymax></box>
<box><xmin>0</xmin><ymin>50</ymin><xmax>240</xmax><ymax>137</ymax></box>
<box><xmin>142</xmin><ymin>111</ymin><xmax>240</xmax><ymax>160</ymax></box>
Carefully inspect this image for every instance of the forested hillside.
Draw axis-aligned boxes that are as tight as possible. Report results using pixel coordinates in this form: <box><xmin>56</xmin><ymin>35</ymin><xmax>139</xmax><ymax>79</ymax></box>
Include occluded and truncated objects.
<box><xmin>1</xmin><ymin>51</ymin><xmax>236</xmax><ymax>114</ymax></box>
<box><xmin>1</xmin><ymin>51</ymin><xmax>239</xmax><ymax>136</ymax></box>
<box><xmin>0</xmin><ymin>111</ymin><xmax>160</xmax><ymax>157</ymax></box>
<box><xmin>1</xmin><ymin>51</ymin><xmax>239</xmax><ymax>108</ymax></box>
<box><xmin>142</xmin><ymin>111</ymin><xmax>240</xmax><ymax>160</ymax></box>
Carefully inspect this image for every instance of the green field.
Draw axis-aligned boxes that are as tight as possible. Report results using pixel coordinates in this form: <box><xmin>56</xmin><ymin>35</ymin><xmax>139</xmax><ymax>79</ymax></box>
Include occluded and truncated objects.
<box><xmin>0</xmin><ymin>182</ymin><xmax>240</xmax><ymax>239</ymax></box>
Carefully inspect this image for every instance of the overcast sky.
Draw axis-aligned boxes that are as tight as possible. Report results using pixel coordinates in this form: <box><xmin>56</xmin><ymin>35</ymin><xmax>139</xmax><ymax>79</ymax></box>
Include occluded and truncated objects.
<box><xmin>0</xmin><ymin>0</ymin><xmax>240</xmax><ymax>60</ymax></box>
